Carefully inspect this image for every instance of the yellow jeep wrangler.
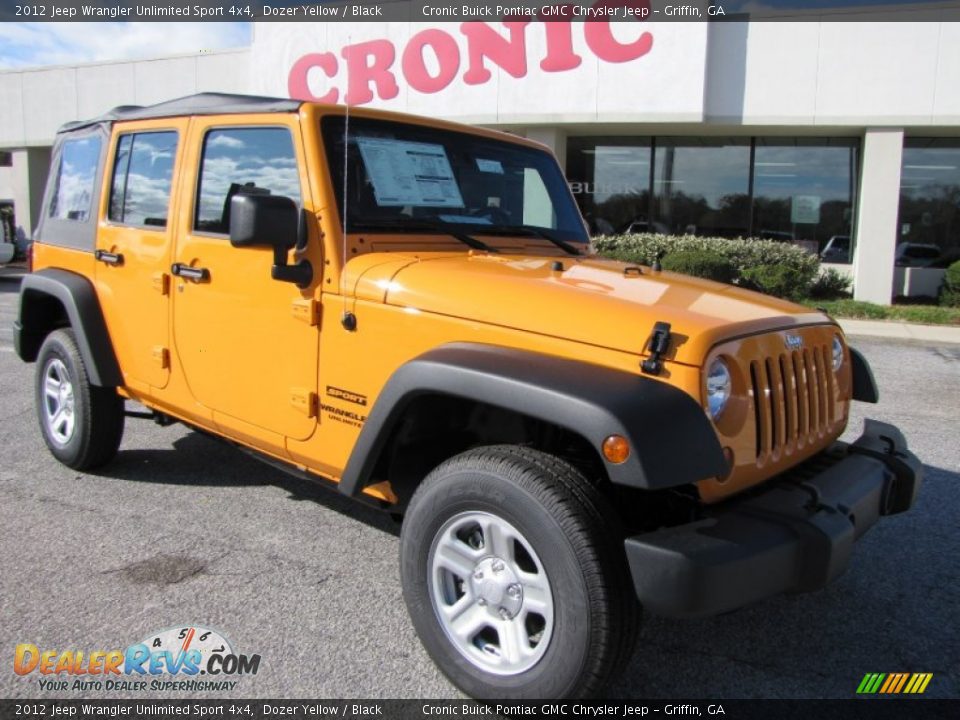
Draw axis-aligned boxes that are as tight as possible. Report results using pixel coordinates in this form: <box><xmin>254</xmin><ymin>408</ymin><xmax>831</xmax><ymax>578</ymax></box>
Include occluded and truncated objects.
<box><xmin>14</xmin><ymin>93</ymin><xmax>921</xmax><ymax>699</ymax></box>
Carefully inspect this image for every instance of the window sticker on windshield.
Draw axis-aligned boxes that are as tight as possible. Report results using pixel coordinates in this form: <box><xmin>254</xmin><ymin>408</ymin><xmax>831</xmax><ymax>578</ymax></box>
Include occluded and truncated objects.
<box><xmin>476</xmin><ymin>158</ymin><xmax>504</xmax><ymax>174</ymax></box>
<box><xmin>356</xmin><ymin>137</ymin><xmax>464</xmax><ymax>208</ymax></box>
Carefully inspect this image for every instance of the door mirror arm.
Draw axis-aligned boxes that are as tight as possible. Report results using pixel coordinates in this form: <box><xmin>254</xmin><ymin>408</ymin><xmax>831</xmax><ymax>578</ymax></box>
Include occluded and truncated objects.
<box><xmin>271</xmin><ymin>247</ymin><xmax>313</xmax><ymax>287</ymax></box>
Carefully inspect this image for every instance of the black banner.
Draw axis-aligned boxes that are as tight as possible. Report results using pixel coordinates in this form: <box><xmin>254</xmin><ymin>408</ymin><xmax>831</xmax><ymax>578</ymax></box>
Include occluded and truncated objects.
<box><xmin>2</xmin><ymin>0</ymin><xmax>960</xmax><ymax>23</ymax></box>
<box><xmin>0</xmin><ymin>700</ymin><xmax>957</xmax><ymax>720</ymax></box>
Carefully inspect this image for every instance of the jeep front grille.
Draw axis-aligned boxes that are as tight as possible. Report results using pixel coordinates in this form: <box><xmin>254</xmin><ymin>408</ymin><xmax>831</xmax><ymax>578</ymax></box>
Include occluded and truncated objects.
<box><xmin>749</xmin><ymin>345</ymin><xmax>835</xmax><ymax>463</ymax></box>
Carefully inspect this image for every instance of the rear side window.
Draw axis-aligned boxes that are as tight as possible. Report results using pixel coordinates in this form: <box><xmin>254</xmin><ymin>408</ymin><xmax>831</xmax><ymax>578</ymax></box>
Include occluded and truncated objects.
<box><xmin>108</xmin><ymin>131</ymin><xmax>178</xmax><ymax>228</ymax></box>
<box><xmin>195</xmin><ymin>127</ymin><xmax>301</xmax><ymax>235</ymax></box>
<box><xmin>49</xmin><ymin>137</ymin><xmax>102</xmax><ymax>222</ymax></box>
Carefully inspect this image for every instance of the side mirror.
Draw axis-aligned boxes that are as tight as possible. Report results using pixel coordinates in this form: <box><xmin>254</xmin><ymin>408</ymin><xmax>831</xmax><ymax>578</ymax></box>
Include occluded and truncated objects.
<box><xmin>230</xmin><ymin>194</ymin><xmax>312</xmax><ymax>287</ymax></box>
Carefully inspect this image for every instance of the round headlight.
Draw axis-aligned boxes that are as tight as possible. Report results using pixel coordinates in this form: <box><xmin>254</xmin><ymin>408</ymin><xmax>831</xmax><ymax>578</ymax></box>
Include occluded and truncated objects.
<box><xmin>832</xmin><ymin>336</ymin><xmax>844</xmax><ymax>372</ymax></box>
<box><xmin>706</xmin><ymin>358</ymin><xmax>732</xmax><ymax>420</ymax></box>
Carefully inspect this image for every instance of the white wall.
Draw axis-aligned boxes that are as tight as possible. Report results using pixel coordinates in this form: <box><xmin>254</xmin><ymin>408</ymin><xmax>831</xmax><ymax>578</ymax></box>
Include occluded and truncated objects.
<box><xmin>705</xmin><ymin>18</ymin><xmax>960</xmax><ymax>126</ymax></box>
<box><xmin>853</xmin><ymin>129</ymin><xmax>905</xmax><ymax>304</ymax></box>
<box><xmin>0</xmin><ymin>49</ymin><xmax>250</xmax><ymax>148</ymax></box>
<box><xmin>0</xmin><ymin>166</ymin><xmax>13</xmax><ymax>202</ymax></box>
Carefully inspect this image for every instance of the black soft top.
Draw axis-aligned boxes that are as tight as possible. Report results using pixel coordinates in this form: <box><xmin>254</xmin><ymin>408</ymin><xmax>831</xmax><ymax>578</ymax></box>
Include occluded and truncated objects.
<box><xmin>59</xmin><ymin>93</ymin><xmax>303</xmax><ymax>134</ymax></box>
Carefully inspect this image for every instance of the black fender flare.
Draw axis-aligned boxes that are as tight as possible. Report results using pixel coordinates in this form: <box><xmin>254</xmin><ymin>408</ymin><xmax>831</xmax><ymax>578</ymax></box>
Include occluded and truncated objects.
<box><xmin>14</xmin><ymin>268</ymin><xmax>123</xmax><ymax>387</ymax></box>
<box><xmin>850</xmin><ymin>347</ymin><xmax>879</xmax><ymax>403</ymax></box>
<box><xmin>338</xmin><ymin>343</ymin><xmax>726</xmax><ymax>496</ymax></box>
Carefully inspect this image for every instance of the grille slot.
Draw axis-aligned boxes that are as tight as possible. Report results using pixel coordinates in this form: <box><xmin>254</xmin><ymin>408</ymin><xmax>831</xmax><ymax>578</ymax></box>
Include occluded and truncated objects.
<box><xmin>752</xmin><ymin>345</ymin><xmax>834</xmax><ymax>463</ymax></box>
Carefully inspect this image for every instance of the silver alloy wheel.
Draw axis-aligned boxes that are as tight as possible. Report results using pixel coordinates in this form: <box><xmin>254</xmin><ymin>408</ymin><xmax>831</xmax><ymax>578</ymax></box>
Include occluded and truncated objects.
<box><xmin>428</xmin><ymin>510</ymin><xmax>554</xmax><ymax>675</ymax></box>
<box><xmin>42</xmin><ymin>358</ymin><xmax>76</xmax><ymax>446</ymax></box>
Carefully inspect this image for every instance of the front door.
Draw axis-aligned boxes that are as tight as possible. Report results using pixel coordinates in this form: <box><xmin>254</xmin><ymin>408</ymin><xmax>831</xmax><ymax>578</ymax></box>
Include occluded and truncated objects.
<box><xmin>96</xmin><ymin>120</ymin><xmax>187</xmax><ymax>393</ymax></box>
<box><xmin>171</xmin><ymin>117</ymin><xmax>319</xmax><ymax>449</ymax></box>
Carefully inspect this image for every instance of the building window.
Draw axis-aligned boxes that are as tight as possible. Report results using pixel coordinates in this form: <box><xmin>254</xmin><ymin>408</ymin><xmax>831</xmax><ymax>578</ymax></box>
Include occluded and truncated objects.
<box><xmin>0</xmin><ymin>151</ymin><xmax>11</xmax><ymax>167</ymax></box>
<box><xmin>652</xmin><ymin>138</ymin><xmax>751</xmax><ymax>238</ymax></box>
<box><xmin>566</xmin><ymin>138</ymin><xmax>652</xmax><ymax>235</ymax></box>
<box><xmin>898</xmin><ymin>139</ymin><xmax>960</xmax><ymax>267</ymax></box>
<box><xmin>567</xmin><ymin>136</ymin><xmax>860</xmax><ymax>257</ymax></box>
<box><xmin>49</xmin><ymin>136</ymin><xmax>101</xmax><ymax>222</ymax></box>
<box><xmin>108</xmin><ymin>131</ymin><xmax>178</xmax><ymax>228</ymax></box>
<box><xmin>195</xmin><ymin>127</ymin><xmax>301</xmax><ymax>235</ymax></box>
<box><xmin>753</xmin><ymin>138</ymin><xmax>859</xmax><ymax>262</ymax></box>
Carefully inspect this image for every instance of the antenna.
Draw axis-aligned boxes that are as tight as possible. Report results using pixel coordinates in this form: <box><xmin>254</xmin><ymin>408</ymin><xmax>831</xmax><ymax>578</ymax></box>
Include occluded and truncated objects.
<box><xmin>340</xmin><ymin>65</ymin><xmax>354</xmax><ymax>330</ymax></box>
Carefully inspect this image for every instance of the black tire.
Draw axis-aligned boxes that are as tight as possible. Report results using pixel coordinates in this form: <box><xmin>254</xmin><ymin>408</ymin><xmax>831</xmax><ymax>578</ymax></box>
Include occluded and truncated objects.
<box><xmin>400</xmin><ymin>445</ymin><xmax>639</xmax><ymax>699</ymax></box>
<box><xmin>35</xmin><ymin>328</ymin><xmax>124</xmax><ymax>470</ymax></box>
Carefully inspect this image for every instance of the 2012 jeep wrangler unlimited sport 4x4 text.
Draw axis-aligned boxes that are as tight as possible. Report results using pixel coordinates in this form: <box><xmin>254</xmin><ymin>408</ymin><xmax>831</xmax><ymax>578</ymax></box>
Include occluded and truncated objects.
<box><xmin>14</xmin><ymin>94</ymin><xmax>921</xmax><ymax>699</ymax></box>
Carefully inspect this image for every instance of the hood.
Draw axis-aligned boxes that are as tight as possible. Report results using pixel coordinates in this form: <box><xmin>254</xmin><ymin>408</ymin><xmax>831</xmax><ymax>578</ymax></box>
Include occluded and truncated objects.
<box><xmin>345</xmin><ymin>253</ymin><xmax>831</xmax><ymax>366</ymax></box>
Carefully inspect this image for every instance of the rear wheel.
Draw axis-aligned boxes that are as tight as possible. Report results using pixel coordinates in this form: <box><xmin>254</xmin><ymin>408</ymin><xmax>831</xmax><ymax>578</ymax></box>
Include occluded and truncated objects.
<box><xmin>400</xmin><ymin>445</ymin><xmax>639</xmax><ymax>699</ymax></box>
<box><xmin>35</xmin><ymin>329</ymin><xmax>124</xmax><ymax>470</ymax></box>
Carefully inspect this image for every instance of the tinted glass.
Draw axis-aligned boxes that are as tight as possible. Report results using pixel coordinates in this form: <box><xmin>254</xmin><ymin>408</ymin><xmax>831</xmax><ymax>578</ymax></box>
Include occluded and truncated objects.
<box><xmin>109</xmin><ymin>131</ymin><xmax>178</xmax><ymax>228</ymax></box>
<box><xmin>49</xmin><ymin>137</ymin><xmax>101</xmax><ymax>222</ymax></box>
<box><xmin>566</xmin><ymin>138</ymin><xmax>653</xmax><ymax>236</ymax></box>
<box><xmin>753</xmin><ymin>139</ymin><xmax>858</xmax><ymax>261</ymax></box>
<box><xmin>323</xmin><ymin>116</ymin><xmax>588</xmax><ymax>244</ymax></box>
<box><xmin>652</xmin><ymin>138</ymin><xmax>751</xmax><ymax>238</ymax></box>
<box><xmin>898</xmin><ymin>139</ymin><xmax>960</xmax><ymax>266</ymax></box>
<box><xmin>195</xmin><ymin>127</ymin><xmax>301</xmax><ymax>234</ymax></box>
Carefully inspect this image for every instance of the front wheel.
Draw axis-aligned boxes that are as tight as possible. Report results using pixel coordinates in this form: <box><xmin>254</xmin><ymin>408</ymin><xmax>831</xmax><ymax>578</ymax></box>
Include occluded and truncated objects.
<box><xmin>35</xmin><ymin>328</ymin><xmax>124</xmax><ymax>470</ymax></box>
<box><xmin>400</xmin><ymin>445</ymin><xmax>639</xmax><ymax>699</ymax></box>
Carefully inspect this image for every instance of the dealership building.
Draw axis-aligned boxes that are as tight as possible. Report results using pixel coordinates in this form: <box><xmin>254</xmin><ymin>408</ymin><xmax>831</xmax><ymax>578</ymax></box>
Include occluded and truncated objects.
<box><xmin>1</xmin><ymin>4</ymin><xmax>959</xmax><ymax>303</ymax></box>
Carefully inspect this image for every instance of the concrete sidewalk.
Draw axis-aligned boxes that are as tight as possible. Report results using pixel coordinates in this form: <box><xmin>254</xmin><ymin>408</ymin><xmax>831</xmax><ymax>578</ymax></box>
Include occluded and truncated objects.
<box><xmin>839</xmin><ymin>318</ymin><xmax>960</xmax><ymax>345</ymax></box>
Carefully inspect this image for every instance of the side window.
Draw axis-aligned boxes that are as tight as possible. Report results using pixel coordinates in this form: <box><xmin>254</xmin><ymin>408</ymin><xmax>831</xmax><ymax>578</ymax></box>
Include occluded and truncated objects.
<box><xmin>49</xmin><ymin>136</ymin><xmax>102</xmax><ymax>222</ymax></box>
<box><xmin>108</xmin><ymin>131</ymin><xmax>178</xmax><ymax>228</ymax></box>
<box><xmin>195</xmin><ymin>127</ymin><xmax>301</xmax><ymax>235</ymax></box>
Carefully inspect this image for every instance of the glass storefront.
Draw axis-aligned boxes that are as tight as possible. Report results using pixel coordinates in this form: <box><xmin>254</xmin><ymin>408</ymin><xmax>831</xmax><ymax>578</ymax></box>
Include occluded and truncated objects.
<box><xmin>568</xmin><ymin>135</ymin><xmax>859</xmax><ymax>261</ymax></box>
<box><xmin>898</xmin><ymin>139</ymin><xmax>960</xmax><ymax>267</ymax></box>
<box><xmin>653</xmin><ymin>138</ymin><xmax>751</xmax><ymax>238</ymax></box>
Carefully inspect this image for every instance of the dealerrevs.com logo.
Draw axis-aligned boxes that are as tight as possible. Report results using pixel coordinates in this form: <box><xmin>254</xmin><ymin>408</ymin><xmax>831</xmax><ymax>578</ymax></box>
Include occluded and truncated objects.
<box><xmin>14</xmin><ymin>625</ymin><xmax>261</xmax><ymax>692</ymax></box>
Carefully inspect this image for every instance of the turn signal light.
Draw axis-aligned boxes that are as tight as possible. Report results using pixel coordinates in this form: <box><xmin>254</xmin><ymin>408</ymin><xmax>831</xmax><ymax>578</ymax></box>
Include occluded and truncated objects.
<box><xmin>602</xmin><ymin>435</ymin><xmax>630</xmax><ymax>464</ymax></box>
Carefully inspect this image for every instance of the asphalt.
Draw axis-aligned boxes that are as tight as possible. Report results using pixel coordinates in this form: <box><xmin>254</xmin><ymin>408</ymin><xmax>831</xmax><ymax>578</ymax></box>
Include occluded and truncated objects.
<box><xmin>0</xmin><ymin>276</ymin><xmax>957</xmax><ymax>701</ymax></box>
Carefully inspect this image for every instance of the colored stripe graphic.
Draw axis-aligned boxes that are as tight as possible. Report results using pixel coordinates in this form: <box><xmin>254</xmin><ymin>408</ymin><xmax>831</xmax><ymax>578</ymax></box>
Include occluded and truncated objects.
<box><xmin>857</xmin><ymin>673</ymin><xmax>933</xmax><ymax>694</ymax></box>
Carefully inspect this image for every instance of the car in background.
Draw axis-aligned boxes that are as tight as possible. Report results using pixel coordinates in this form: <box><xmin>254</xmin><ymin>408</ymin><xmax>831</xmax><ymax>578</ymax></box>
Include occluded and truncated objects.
<box><xmin>820</xmin><ymin>235</ymin><xmax>851</xmax><ymax>263</ymax></box>
<box><xmin>619</xmin><ymin>217</ymin><xmax>670</xmax><ymax>235</ymax></box>
<box><xmin>756</xmin><ymin>229</ymin><xmax>795</xmax><ymax>243</ymax></box>
<box><xmin>895</xmin><ymin>242</ymin><xmax>942</xmax><ymax>268</ymax></box>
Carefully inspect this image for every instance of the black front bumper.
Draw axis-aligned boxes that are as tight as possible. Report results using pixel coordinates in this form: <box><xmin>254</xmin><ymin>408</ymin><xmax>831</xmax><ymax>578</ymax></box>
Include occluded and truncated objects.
<box><xmin>624</xmin><ymin>420</ymin><xmax>922</xmax><ymax>618</ymax></box>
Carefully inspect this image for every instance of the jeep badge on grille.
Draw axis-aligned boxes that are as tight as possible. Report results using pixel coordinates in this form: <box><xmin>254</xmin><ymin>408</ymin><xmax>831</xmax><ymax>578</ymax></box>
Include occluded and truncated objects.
<box><xmin>785</xmin><ymin>333</ymin><xmax>804</xmax><ymax>350</ymax></box>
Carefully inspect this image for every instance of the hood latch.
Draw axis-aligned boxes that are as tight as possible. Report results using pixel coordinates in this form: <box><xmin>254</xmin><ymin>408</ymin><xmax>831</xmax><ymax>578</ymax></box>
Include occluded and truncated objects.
<box><xmin>641</xmin><ymin>321</ymin><xmax>672</xmax><ymax>376</ymax></box>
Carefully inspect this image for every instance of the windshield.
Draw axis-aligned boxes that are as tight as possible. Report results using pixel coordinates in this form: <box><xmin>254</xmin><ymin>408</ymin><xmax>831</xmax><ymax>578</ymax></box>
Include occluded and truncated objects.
<box><xmin>322</xmin><ymin>116</ymin><xmax>588</xmax><ymax>245</ymax></box>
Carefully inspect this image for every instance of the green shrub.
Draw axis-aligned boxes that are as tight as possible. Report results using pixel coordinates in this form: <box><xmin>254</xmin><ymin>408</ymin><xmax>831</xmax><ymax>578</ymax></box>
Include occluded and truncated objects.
<box><xmin>809</xmin><ymin>268</ymin><xmax>853</xmax><ymax>300</ymax></box>
<box><xmin>594</xmin><ymin>232</ymin><xmax>820</xmax><ymax>300</ymax></box>
<box><xmin>740</xmin><ymin>264</ymin><xmax>815</xmax><ymax>301</ymax></box>
<box><xmin>941</xmin><ymin>260</ymin><xmax>960</xmax><ymax>308</ymax></box>
<box><xmin>941</xmin><ymin>288</ymin><xmax>960</xmax><ymax>308</ymax></box>
<box><xmin>660</xmin><ymin>249</ymin><xmax>738</xmax><ymax>284</ymax></box>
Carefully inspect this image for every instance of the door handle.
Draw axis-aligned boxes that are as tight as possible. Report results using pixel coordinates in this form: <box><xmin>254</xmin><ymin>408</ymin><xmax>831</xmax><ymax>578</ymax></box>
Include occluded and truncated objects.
<box><xmin>94</xmin><ymin>250</ymin><xmax>124</xmax><ymax>266</ymax></box>
<box><xmin>171</xmin><ymin>263</ymin><xmax>210</xmax><ymax>282</ymax></box>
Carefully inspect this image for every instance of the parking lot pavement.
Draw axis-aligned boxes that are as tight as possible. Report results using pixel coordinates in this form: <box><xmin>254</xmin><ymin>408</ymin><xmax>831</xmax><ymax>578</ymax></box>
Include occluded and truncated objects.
<box><xmin>0</xmin><ymin>281</ymin><xmax>957</xmax><ymax>700</ymax></box>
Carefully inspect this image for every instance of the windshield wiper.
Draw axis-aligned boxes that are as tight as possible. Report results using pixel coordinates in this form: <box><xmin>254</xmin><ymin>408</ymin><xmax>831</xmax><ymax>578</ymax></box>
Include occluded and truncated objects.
<box><xmin>482</xmin><ymin>224</ymin><xmax>583</xmax><ymax>256</ymax></box>
<box><xmin>348</xmin><ymin>218</ymin><xmax>498</xmax><ymax>253</ymax></box>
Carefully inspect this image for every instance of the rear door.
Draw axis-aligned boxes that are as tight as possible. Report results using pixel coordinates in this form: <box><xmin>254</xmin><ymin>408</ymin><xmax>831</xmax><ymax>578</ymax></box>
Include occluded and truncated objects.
<box><xmin>96</xmin><ymin>120</ymin><xmax>187</xmax><ymax>392</ymax></box>
<box><xmin>171</xmin><ymin>116</ymin><xmax>319</xmax><ymax>451</ymax></box>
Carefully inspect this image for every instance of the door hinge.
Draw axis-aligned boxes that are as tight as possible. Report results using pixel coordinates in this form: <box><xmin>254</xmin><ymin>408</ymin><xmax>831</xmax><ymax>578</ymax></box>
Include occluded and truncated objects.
<box><xmin>291</xmin><ymin>298</ymin><xmax>320</xmax><ymax>326</ymax></box>
<box><xmin>151</xmin><ymin>346</ymin><xmax>170</xmax><ymax>369</ymax></box>
<box><xmin>152</xmin><ymin>272</ymin><xmax>170</xmax><ymax>295</ymax></box>
<box><xmin>290</xmin><ymin>389</ymin><xmax>318</xmax><ymax>417</ymax></box>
